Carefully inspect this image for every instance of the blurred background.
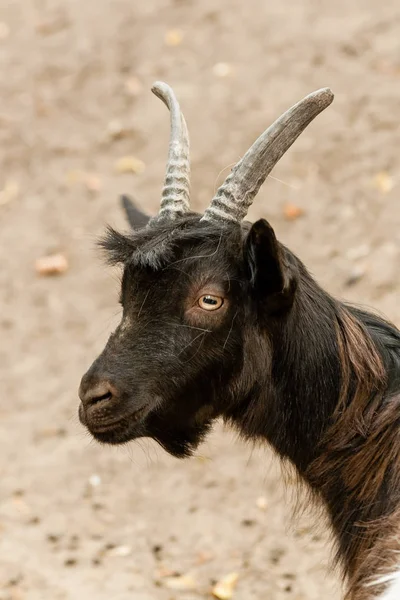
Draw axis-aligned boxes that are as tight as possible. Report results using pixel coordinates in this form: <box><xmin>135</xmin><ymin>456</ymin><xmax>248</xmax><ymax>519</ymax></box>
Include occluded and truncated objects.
<box><xmin>0</xmin><ymin>1</ymin><xmax>399</xmax><ymax>599</ymax></box>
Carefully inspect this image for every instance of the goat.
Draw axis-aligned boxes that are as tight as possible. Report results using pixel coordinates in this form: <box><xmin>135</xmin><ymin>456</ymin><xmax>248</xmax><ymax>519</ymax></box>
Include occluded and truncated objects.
<box><xmin>78</xmin><ymin>82</ymin><xmax>400</xmax><ymax>600</ymax></box>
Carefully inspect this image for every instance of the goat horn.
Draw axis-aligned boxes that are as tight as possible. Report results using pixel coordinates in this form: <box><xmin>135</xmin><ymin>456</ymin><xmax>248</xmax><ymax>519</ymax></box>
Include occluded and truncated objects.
<box><xmin>201</xmin><ymin>88</ymin><xmax>334</xmax><ymax>224</ymax></box>
<box><xmin>152</xmin><ymin>81</ymin><xmax>191</xmax><ymax>219</ymax></box>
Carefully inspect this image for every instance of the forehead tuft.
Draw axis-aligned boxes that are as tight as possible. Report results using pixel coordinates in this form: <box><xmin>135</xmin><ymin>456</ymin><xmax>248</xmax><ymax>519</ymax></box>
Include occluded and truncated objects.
<box><xmin>100</xmin><ymin>216</ymin><xmax>244</xmax><ymax>271</ymax></box>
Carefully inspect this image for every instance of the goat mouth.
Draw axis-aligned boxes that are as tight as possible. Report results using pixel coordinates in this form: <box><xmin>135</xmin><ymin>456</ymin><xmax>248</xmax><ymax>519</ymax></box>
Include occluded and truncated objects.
<box><xmin>92</xmin><ymin>407</ymin><xmax>146</xmax><ymax>431</ymax></box>
<box><xmin>86</xmin><ymin>406</ymin><xmax>149</xmax><ymax>443</ymax></box>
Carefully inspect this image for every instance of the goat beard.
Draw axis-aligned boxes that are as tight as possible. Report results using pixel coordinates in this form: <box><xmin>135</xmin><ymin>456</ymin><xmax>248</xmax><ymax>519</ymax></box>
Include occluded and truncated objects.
<box><xmin>149</xmin><ymin>417</ymin><xmax>214</xmax><ymax>458</ymax></box>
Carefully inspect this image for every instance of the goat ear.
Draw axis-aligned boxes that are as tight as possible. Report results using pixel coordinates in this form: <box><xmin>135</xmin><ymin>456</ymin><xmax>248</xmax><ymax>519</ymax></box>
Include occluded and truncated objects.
<box><xmin>120</xmin><ymin>195</ymin><xmax>150</xmax><ymax>229</ymax></box>
<box><xmin>244</xmin><ymin>219</ymin><xmax>297</xmax><ymax>313</ymax></box>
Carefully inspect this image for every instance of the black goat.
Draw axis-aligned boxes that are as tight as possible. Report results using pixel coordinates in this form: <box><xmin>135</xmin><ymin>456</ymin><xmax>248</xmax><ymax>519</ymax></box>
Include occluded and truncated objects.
<box><xmin>79</xmin><ymin>82</ymin><xmax>400</xmax><ymax>600</ymax></box>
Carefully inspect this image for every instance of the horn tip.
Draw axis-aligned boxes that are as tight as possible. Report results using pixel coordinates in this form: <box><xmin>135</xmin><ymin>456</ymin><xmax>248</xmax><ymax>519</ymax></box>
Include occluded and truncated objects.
<box><xmin>151</xmin><ymin>81</ymin><xmax>170</xmax><ymax>98</ymax></box>
<box><xmin>311</xmin><ymin>87</ymin><xmax>334</xmax><ymax>108</ymax></box>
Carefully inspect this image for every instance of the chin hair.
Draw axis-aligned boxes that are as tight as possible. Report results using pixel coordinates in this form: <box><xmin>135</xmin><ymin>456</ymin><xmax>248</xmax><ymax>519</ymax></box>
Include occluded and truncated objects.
<box><xmin>154</xmin><ymin>421</ymin><xmax>213</xmax><ymax>458</ymax></box>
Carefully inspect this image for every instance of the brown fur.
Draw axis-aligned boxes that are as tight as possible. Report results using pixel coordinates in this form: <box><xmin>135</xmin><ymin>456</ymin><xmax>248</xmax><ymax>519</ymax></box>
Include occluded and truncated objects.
<box><xmin>308</xmin><ymin>308</ymin><xmax>400</xmax><ymax>598</ymax></box>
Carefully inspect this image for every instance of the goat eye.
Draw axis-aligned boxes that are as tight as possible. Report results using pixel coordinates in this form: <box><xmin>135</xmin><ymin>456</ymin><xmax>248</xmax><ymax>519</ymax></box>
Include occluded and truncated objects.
<box><xmin>198</xmin><ymin>295</ymin><xmax>224</xmax><ymax>311</ymax></box>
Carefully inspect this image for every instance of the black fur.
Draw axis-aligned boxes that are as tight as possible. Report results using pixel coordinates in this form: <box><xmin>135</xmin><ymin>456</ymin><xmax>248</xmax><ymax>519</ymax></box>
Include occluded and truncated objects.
<box><xmin>79</xmin><ymin>210</ymin><xmax>400</xmax><ymax>597</ymax></box>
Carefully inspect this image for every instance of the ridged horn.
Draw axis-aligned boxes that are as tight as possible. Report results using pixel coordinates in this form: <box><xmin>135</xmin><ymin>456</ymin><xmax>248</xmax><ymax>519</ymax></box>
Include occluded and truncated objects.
<box><xmin>152</xmin><ymin>81</ymin><xmax>190</xmax><ymax>219</ymax></box>
<box><xmin>201</xmin><ymin>88</ymin><xmax>334</xmax><ymax>224</ymax></box>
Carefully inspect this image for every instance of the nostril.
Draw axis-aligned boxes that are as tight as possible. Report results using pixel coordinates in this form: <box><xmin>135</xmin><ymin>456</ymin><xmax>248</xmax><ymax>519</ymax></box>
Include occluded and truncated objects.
<box><xmin>79</xmin><ymin>379</ymin><xmax>117</xmax><ymax>409</ymax></box>
<box><xmin>90</xmin><ymin>391</ymin><xmax>112</xmax><ymax>406</ymax></box>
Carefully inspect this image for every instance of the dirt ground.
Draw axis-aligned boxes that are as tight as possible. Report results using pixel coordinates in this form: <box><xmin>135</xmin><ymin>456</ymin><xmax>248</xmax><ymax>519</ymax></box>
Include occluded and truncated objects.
<box><xmin>0</xmin><ymin>1</ymin><xmax>399</xmax><ymax>599</ymax></box>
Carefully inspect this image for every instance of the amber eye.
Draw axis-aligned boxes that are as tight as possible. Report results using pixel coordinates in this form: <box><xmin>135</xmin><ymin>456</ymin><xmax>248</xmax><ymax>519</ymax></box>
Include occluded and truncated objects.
<box><xmin>197</xmin><ymin>295</ymin><xmax>224</xmax><ymax>311</ymax></box>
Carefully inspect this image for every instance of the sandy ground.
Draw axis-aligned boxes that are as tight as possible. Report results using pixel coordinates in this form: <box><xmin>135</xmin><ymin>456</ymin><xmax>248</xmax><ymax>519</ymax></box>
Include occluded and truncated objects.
<box><xmin>0</xmin><ymin>1</ymin><xmax>399</xmax><ymax>599</ymax></box>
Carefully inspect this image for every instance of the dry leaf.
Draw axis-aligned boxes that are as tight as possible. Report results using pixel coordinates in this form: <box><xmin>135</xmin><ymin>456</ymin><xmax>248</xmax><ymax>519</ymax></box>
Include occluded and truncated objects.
<box><xmin>108</xmin><ymin>545</ymin><xmax>132</xmax><ymax>557</ymax></box>
<box><xmin>155</xmin><ymin>565</ymin><xmax>179</xmax><ymax>578</ymax></box>
<box><xmin>283</xmin><ymin>203</ymin><xmax>304</xmax><ymax>221</ymax></box>
<box><xmin>115</xmin><ymin>156</ymin><xmax>145</xmax><ymax>175</ymax></box>
<box><xmin>344</xmin><ymin>265</ymin><xmax>366</xmax><ymax>288</ymax></box>
<box><xmin>12</xmin><ymin>497</ymin><xmax>31</xmax><ymax>516</ymax></box>
<box><xmin>124</xmin><ymin>77</ymin><xmax>143</xmax><ymax>97</ymax></box>
<box><xmin>0</xmin><ymin>181</ymin><xmax>19</xmax><ymax>206</ymax></box>
<box><xmin>88</xmin><ymin>474</ymin><xmax>101</xmax><ymax>487</ymax></box>
<box><xmin>84</xmin><ymin>173</ymin><xmax>102</xmax><ymax>193</ymax></box>
<box><xmin>196</xmin><ymin>455</ymin><xmax>211</xmax><ymax>463</ymax></box>
<box><xmin>195</xmin><ymin>551</ymin><xmax>214</xmax><ymax>565</ymax></box>
<box><xmin>66</xmin><ymin>169</ymin><xmax>84</xmax><ymax>184</ymax></box>
<box><xmin>164</xmin><ymin>573</ymin><xmax>197</xmax><ymax>590</ymax></box>
<box><xmin>35</xmin><ymin>254</ymin><xmax>68</xmax><ymax>276</ymax></box>
<box><xmin>106</xmin><ymin>120</ymin><xmax>134</xmax><ymax>141</ymax></box>
<box><xmin>212</xmin><ymin>62</ymin><xmax>233</xmax><ymax>78</ymax></box>
<box><xmin>256</xmin><ymin>496</ymin><xmax>267</xmax><ymax>510</ymax></box>
<box><xmin>372</xmin><ymin>171</ymin><xmax>393</xmax><ymax>194</ymax></box>
<box><xmin>212</xmin><ymin>572</ymin><xmax>239</xmax><ymax>599</ymax></box>
<box><xmin>35</xmin><ymin>15</ymin><xmax>69</xmax><ymax>36</ymax></box>
<box><xmin>346</xmin><ymin>244</ymin><xmax>371</xmax><ymax>260</ymax></box>
<box><xmin>108</xmin><ymin>119</ymin><xmax>123</xmax><ymax>135</ymax></box>
<box><xmin>65</xmin><ymin>170</ymin><xmax>101</xmax><ymax>192</ymax></box>
<box><xmin>165</xmin><ymin>29</ymin><xmax>183</xmax><ymax>47</ymax></box>
<box><xmin>294</xmin><ymin>526</ymin><xmax>313</xmax><ymax>538</ymax></box>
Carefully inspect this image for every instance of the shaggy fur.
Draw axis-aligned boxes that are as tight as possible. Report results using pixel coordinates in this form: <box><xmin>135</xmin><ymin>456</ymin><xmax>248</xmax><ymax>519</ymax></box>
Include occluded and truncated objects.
<box><xmin>79</xmin><ymin>204</ymin><xmax>400</xmax><ymax>600</ymax></box>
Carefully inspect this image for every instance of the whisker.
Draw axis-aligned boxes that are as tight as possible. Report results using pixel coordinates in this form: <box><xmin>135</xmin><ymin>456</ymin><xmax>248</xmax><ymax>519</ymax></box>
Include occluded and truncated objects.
<box><xmin>267</xmin><ymin>174</ymin><xmax>300</xmax><ymax>190</ymax></box>
<box><xmin>165</xmin><ymin>265</ymin><xmax>197</xmax><ymax>281</ymax></box>
<box><xmin>165</xmin><ymin>232</ymin><xmax>223</xmax><ymax>267</ymax></box>
<box><xmin>138</xmin><ymin>289</ymin><xmax>150</xmax><ymax>318</ymax></box>
<box><xmin>178</xmin><ymin>331</ymin><xmax>207</xmax><ymax>356</ymax></box>
<box><xmin>223</xmin><ymin>309</ymin><xmax>238</xmax><ymax>350</ymax></box>
<box><xmin>214</xmin><ymin>161</ymin><xmax>238</xmax><ymax>194</ymax></box>
<box><xmin>174</xmin><ymin>323</ymin><xmax>211</xmax><ymax>333</ymax></box>
<box><xmin>183</xmin><ymin>331</ymin><xmax>207</xmax><ymax>363</ymax></box>
<box><xmin>225</xmin><ymin>273</ymin><xmax>231</xmax><ymax>293</ymax></box>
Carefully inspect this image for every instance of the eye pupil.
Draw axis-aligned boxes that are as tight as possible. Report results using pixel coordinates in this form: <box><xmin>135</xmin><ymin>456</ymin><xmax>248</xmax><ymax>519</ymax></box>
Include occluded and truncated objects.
<box><xmin>197</xmin><ymin>294</ymin><xmax>223</xmax><ymax>311</ymax></box>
